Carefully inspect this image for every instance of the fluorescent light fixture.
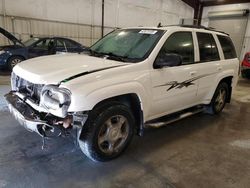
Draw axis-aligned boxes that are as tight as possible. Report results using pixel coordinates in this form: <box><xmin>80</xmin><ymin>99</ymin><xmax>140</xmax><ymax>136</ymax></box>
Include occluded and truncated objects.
<box><xmin>208</xmin><ymin>9</ymin><xmax>249</xmax><ymax>18</ymax></box>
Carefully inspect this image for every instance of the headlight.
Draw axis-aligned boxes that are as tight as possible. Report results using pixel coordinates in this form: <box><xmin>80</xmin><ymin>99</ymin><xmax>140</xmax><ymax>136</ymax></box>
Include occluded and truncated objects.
<box><xmin>0</xmin><ymin>50</ymin><xmax>6</xmax><ymax>55</ymax></box>
<box><xmin>40</xmin><ymin>85</ymin><xmax>71</xmax><ymax>118</ymax></box>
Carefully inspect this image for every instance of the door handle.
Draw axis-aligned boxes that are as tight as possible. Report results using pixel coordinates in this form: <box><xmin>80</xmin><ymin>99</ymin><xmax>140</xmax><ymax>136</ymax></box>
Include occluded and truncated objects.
<box><xmin>190</xmin><ymin>71</ymin><xmax>197</xmax><ymax>76</ymax></box>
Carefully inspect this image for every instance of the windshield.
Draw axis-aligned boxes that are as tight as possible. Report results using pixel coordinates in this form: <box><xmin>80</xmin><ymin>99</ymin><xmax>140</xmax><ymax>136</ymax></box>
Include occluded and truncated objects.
<box><xmin>23</xmin><ymin>37</ymin><xmax>40</xmax><ymax>47</ymax></box>
<box><xmin>90</xmin><ymin>29</ymin><xmax>164</xmax><ymax>62</ymax></box>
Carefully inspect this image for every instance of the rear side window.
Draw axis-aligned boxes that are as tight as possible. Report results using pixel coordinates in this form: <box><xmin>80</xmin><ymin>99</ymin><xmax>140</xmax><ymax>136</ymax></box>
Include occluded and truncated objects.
<box><xmin>64</xmin><ymin>39</ymin><xmax>78</xmax><ymax>48</ymax></box>
<box><xmin>217</xmin><ymin>35</ymin><xmax>237</xmax><ymax>59</ymax></box>
<box><xmin>197</xmin><ymin>32</ymin><xmax>220</xmax><ymax>62</ymax></box>
<box><xmin>160</xmin><ymin>32</ymin><xmax>194</xmax><ymax>65</ymax></box>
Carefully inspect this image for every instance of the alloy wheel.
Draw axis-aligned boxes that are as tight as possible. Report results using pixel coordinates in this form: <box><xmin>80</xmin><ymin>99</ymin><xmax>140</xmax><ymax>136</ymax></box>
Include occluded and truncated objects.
<box><xmin>11</xmin><ymin>58</ymin><xmax>22</xmax><ymax>68</ymax></box>
<box><xmin>215</xmin><ymin>88</ymin><xmax>226</xmax><ymax>112</ymax></box>
<box><xmin>98</xmin><ymin>115</ymin><xmax>129</xmax><ymax>154</ymax></box>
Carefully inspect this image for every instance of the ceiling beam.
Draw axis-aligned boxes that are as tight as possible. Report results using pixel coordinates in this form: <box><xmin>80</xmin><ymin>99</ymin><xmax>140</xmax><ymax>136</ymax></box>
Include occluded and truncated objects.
<box><xmin>181</xmin><ymin>0</ymin><xmax>197</xmax><ymax>8</ymax></box>
<box><xmin>180</xmin><ymin>0</ymin><xmax>203</xmax><ymax>25</ymax></box>
<box><xmin>203</xmin><ymin>0</ymin><xmax>250</xmax><ymax>7</ymax></box>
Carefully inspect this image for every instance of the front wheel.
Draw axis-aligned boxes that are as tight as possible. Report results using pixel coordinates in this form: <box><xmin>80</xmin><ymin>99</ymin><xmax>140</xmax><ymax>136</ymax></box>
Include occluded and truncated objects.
<box><xmin>206</xmin><ymin>82</ymin><xmax>229</xmax><ymax>114</ymax></box>
<box><xmin>78</xmin><ymin>102</ymin><xmax>135</xmax><ymax>162</ymax></box>
<box><xmin>7</xmin><ymin>56</ymin><xmax>24</xmax><ymax>71</ymax></box>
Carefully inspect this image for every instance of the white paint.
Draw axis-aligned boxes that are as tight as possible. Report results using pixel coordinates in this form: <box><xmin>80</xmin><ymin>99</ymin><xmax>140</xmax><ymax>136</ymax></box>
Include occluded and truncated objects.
<box><xmin>13</xmin><ymin>54</ymin><xmax>126</xmax><ymax>85</ymax></box>
<box><xmin>13</xmin><ymin>26</ymin><xmax>239</xmax><ymax>121</ymax></box>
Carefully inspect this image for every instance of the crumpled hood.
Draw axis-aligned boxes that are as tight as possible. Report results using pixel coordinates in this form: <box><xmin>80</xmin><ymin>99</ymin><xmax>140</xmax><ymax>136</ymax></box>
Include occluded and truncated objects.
<box><xmin>13</xmin><ymin>54</ymin><xmax>125</xmax><ymax>84</ymax></box>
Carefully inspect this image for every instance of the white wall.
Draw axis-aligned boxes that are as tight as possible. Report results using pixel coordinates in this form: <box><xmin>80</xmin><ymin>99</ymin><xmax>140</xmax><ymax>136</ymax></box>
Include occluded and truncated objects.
<box><xmin>0</xmin><ymin>0</ymin><xmax>194</xmax><ymax>46</ymax></box>
<box><xmin>105</xmin><ymin>0</ymin><xmax>193</xmax><ymax>27</ymax></box>
<box><xmin>202</xmin><ymin>3</ymin><xmax>250</xmax><ymax>60</ymax></box>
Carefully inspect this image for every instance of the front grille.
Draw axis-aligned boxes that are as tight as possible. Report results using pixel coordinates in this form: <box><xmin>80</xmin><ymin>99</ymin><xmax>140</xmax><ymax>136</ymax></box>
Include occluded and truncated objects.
<box><xmin>11</xmin><ymin>72</ymin><xmax>44</xmax><ymax>102</ymax></box>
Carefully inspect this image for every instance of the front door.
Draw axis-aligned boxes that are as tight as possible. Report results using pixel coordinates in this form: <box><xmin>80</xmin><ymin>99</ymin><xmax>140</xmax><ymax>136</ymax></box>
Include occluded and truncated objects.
<box><xmin>150</xmin><ymin>31</ymin><xmax>199</xmax><ymax>119</ymax></box>
<box><xmin>28</xmin><ymin>38</ymin><xmax>55</xmax><ymax>58</ymax></box>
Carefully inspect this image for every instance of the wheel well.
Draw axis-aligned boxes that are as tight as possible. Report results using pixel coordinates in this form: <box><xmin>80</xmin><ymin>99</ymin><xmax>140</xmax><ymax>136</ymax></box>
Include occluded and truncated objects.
<box><xmin>93</xmin><ymin>94</ymin><xmax>144</xmax><ymax>136</ymax></box>
<box><xmin>218</xmin><ymin>76</ymin><xmax>233</xmax><ymax>103</ymax></box>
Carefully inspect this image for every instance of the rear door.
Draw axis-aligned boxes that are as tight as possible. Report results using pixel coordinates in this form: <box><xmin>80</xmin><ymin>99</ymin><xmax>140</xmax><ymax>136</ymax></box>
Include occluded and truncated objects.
<box><xmin>195</xmin><ymin>32</ymin><xmax>222</xmax><ymax>103</ymax></box>
<box><xmin>55</xmin><ymin>38</ymin><xmax>83</xmax><ymax>54</ymax></box>
<box><xmin>217</xmin><ymin>35</ymin><xmax>239</xmax><ymax>85</ymax></box>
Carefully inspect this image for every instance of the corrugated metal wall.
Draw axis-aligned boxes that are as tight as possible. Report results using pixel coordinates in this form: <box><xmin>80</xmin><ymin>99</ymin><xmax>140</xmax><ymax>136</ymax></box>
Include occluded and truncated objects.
<box><xmin>0</xmin><ymin>15</ymin><xmax>113</xmax><ymax>46</ymax></box>
<box><xmin>0</xmin><ymin>0</ymin><xmax>194</xmax><ymax>47</ymax></box>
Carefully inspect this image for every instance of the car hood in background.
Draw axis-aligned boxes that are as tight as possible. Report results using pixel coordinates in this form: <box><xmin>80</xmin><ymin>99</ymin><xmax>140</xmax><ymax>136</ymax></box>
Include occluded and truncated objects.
<box><xmin>0</xmin><ymin>27</ymin><xmax>24</xmax><ymax>47</ymax></box>
<box><xmin>13</xmin><ymin>54</ymin><xmax>127</xmax><ymax>84</ymax></box>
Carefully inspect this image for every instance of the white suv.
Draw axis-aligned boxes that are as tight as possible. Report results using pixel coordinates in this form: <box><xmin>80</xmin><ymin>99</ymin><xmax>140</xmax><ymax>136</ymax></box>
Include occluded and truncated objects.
<box><xmin>5</xmin><ymin>25</ymin><xmax>239</xmax><ymax>162</ymax></box>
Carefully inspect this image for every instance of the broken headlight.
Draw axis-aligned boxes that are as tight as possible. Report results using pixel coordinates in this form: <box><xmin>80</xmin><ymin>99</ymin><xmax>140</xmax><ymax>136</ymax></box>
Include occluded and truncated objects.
<box><xmin>40</xmin><ymin>85</ymin><xmax>71</xmax><ymax>118</ymax></box>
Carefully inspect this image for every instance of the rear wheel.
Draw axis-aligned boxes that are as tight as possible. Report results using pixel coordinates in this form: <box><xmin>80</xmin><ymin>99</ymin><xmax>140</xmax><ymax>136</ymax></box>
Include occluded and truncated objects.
<box><xmin>206</xmin><ymin>82</ymin><xmax>229</xmax><ymax>114</ymax></box>
<box><xmin>7</xmin><ymin>56</ymin><xmax>24</xmax><ymax>71</ymax></box>
<box><xmin>78</xmin><ymin>102</ymin><xmax>135</xmax><ymax>162</ymax></box>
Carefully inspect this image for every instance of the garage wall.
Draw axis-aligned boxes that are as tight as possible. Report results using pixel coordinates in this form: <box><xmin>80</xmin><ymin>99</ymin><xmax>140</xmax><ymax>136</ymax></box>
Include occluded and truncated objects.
<box><xmin>0</xmin><ymin>0</ymin><xmax>194</xmax><ymax>47</ymax></box>
<box><xmin>201</xmin><ymin>3</ymin><xmax>250</xmax><ymax>60</ymax></box>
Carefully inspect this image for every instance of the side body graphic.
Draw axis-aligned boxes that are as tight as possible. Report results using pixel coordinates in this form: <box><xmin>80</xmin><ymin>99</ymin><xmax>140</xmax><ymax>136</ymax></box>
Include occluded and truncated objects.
<box><xmin>154</xmin><ymin>73</ymin><xmax>216</xmax><ymax>91</ymax></box>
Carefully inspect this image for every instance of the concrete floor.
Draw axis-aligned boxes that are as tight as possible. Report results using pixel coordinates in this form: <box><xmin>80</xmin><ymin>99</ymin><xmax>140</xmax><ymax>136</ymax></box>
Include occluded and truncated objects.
<box><xmin>0</xmin><ymin>72</ymin><xmax>250</xmax><ymax>188</ymax></box>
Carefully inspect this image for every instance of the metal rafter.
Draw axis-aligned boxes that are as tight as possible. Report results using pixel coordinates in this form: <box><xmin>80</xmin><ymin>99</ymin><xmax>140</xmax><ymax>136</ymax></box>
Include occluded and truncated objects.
<box><xmin>182</xmin><ymin>0</ymin><xmax>250</xmax><ymax>8</ymax></box>
<box><xmin>202</xmin><ymin>0</ymin><xmax>250</xmax><ymax>7</ymax></box>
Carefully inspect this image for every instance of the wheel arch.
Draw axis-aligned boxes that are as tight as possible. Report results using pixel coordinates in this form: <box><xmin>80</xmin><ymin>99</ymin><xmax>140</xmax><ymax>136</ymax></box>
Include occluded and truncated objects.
<box><xmin>218</xmin><ymin>76</ymin><xmax>233</xmax><ymax>103</ymax></box>
<box><xmin>90</xmin><ymin>93</ymin><xmax>144</xmax><ymax>136</ymax></box>
<box><xmin>208</xmin><ymin>76</ymin><xmax>233</xmax><ymax>104</ymax></box>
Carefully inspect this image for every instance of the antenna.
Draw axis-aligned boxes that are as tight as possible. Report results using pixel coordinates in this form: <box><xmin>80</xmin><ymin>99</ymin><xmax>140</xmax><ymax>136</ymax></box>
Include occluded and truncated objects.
<box><xmin>157</xmin><ymin>22</ymin><xmax>162</xmax><ymax>28</ymax></box>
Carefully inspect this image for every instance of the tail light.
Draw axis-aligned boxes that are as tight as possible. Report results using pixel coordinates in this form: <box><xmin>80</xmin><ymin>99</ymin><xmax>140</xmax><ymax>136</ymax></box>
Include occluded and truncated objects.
<box><xmin>242</xmin><ymin>53</ymin><xmax>250</xmax><ymax>67</ymax></box>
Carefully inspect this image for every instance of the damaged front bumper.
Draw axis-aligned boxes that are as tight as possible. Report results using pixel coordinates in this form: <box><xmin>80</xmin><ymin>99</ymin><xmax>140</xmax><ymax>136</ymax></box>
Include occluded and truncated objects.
<box><xmin>5</xmin><ymin>92</ymin><xmax>56</xmax><ymax>137</ymax></box>
<box><xmin>5</xmin><ymin>92</ymin><xmax>88</xmax><ymax>138</ymax></box>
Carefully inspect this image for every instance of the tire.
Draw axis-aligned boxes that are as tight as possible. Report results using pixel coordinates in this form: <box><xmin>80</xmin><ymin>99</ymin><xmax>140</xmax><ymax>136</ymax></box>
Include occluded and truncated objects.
<box><xmin>78</xmin><ymin>101</ymin><xmax>135</xmax><ymax>162</ymax></box>
<box><xmin>7</xmin><ymin>56</ymin><xmax>24</xmax><ymax>71</ymax></box>
<box><xmin>206</xmin><ymin>82</ymin><xmax>229</xmax><ymax>115</ymax></box>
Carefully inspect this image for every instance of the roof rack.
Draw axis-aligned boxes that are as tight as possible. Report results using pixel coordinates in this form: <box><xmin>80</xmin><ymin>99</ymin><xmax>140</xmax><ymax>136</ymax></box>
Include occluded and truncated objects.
<box><xmin>157</xmin><ymin>23</ymin><xmax>229</xmax><ymax>36</ymax></box>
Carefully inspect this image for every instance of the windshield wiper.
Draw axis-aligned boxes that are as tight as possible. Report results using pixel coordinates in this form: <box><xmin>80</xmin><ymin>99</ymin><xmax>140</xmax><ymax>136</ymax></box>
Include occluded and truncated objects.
<box><xmin>85</xmin><ymin>49</ymin><xmax>136</xmax><ymax>62</ymax></box>
<box><xmin>100</xmin><ymin>52</ymin><xmax>129</xmax><ymax>62</ymax></box>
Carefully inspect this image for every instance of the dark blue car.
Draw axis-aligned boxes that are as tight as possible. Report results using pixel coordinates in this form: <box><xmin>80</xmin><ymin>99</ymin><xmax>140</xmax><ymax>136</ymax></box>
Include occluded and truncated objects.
<box><xmin>0</xmin><ymin>27</ymin><xmax>86</xmax><ymax>70</ymax></box>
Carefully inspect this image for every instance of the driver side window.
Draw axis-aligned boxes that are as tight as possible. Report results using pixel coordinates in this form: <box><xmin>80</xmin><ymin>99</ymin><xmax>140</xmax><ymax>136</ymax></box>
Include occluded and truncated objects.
<box><xmin>159</xmin><ymin>32</ymin><xmax>194</xmax><ymax>65</ymax></box>
<box><xmin>34</xmin><ymin>39</ymin><xmax>51</xmax><ymax>49</ymax></box>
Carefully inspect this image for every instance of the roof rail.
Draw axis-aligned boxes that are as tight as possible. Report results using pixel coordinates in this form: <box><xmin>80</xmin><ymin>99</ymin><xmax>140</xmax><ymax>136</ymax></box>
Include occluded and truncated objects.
<box><xmin>157</xmin><ymin>23</ymin><xmax>229</xmax><ymax>36</ymax></box>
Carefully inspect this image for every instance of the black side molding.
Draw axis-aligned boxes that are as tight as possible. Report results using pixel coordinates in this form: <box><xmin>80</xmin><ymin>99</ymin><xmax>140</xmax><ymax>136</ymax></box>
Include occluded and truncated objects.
<box><xmin>60</xmin><ymin>65</ymin><xmax>126</xmax><ymax>83</ymax></box>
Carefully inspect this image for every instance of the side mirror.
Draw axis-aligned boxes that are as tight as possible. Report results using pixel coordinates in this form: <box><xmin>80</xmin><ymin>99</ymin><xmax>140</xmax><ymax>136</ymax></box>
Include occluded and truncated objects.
<box><xmin>153</xmin><ymin>53</ymin><xmax>182</xmax><ymax>69</ymax></box>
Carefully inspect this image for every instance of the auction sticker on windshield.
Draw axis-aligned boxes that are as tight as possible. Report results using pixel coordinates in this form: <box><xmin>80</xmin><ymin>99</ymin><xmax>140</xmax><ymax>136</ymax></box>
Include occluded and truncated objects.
<box><xmin>139</xmin><ymin>30</ymin><xmax>158</xmax><ymax>34</ymax></box>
